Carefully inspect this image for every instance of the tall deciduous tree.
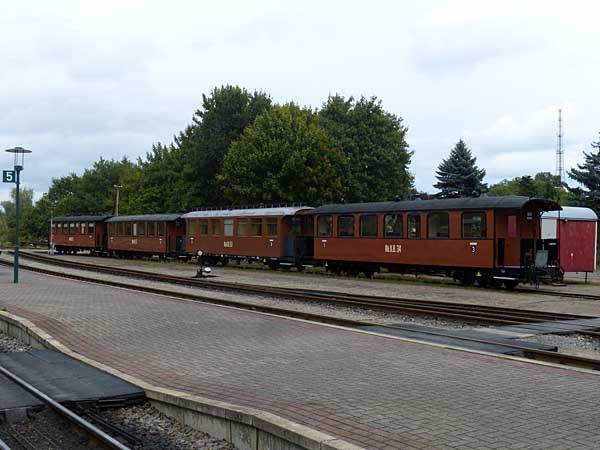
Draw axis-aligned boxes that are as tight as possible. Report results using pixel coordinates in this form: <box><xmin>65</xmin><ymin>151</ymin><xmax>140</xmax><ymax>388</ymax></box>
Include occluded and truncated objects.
<box><xmin>177</xmin><ymin>85</ymin><xmax>272</xmax><ymax>207</ymax></box>
<box><xmin>220</xmin><ymin>103</ymin><xmax>345</xmax><ymax>205</ymax></box>
<box><xmin>47</xmin><ymin>157</ymin><xmax>135</xmax><ymax>216</ymax></box>
<box><xmin>319</xmin><ymin>95</ymin><xmax>413</xmax><ymax>202</ymax></box>
<box><xmin>125</xmin><ymin>143</ymin><xmax>187</xmax><ymax>214</ymax></box>
<box><xmin>568</xmin><ymin>133</ymin><xmax>600</xmax><ymax>214</ymax></box>
<box><xmin>434</xmin><ymin>140</ymin><xmax>487</xmax><ymax>198</ymax></box>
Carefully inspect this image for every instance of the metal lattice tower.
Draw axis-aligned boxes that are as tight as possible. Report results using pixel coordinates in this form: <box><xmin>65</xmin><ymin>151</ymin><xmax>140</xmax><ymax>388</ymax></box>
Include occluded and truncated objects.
<box><xmin>556</xmin><ymin>109</ymin><xmax>564</xmax><ymax>182</ymax></box>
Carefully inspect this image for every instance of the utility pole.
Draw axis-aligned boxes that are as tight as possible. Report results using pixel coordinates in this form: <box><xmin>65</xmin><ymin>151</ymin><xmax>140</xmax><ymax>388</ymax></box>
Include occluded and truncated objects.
<box><xmin>113</xmin><ymin>184</ymin><xmax>121</xmax><ymax>216</ymax></box>
<box><xmin>556</xmin><ymin>109</ymin><xmax>564</xmax><ymax>183</ymax></box>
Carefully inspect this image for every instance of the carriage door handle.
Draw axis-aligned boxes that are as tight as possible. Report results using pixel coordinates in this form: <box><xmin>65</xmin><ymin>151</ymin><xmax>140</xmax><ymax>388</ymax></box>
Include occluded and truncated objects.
<box><xmin>321</xmin><ymin>239</ymin><xmax>327</xmax><ymax>248</ymax></box>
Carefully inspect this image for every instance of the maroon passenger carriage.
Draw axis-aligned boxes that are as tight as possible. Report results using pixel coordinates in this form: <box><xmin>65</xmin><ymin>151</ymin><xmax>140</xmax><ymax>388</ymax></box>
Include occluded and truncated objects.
<box><xmin>50</xmin><ymin>215</ymin><xmax>109</xmax><ymax>254</ymax></box>
<box><xmin>182</xmin><ymin>206</ymin><xmax>313</xmax><ymax>269</ymax></box>
<box><xmin>307</xmin><ymin>196</ymin><xmax>562</xmax><ymax>287</ymax></box>
<box><xmin>105</xmin><ymin>214</ymin><xmax>185</xmax><ymax>258</ymax></box>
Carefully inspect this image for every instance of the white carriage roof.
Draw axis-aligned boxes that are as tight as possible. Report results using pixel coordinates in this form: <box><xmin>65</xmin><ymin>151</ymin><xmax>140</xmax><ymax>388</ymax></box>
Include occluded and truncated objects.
<box><xmin>106</xmin><ymin>214</ymin><xmax>181</xmax><ymax>222</ymax></box>
<box><xmin>542</xmin><ymin>206</ymin><xmax>598</xmax><ymax>221</ymax></box>
<box><xmin>182</xmin><ymin>206</ymin><xmax>312</xmax><ymax>219</ymax></box>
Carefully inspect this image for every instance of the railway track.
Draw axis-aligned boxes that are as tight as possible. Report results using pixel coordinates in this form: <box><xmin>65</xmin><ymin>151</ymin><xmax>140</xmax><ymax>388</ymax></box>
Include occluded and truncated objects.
<box><xmin>2</xmin><ymin>254</ymin><xmax>600</xmax><ymax>372</ymax></box>
<box><xmin>11</xmin><ymin>251</ymin><xmax>600</xmax><ymax>328</ymax></box>
<box><xmin>0</xmin><ymin>363</ymin><xmax>133</xmax><ymax>450</ymax></box>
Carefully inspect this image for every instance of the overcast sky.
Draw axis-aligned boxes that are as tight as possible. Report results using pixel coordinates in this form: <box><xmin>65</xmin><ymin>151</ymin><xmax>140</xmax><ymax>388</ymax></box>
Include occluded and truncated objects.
<box><xmin>1</xmin><ymin>0</ymin><xmax>599</xmax><ymax>205</ymax></box>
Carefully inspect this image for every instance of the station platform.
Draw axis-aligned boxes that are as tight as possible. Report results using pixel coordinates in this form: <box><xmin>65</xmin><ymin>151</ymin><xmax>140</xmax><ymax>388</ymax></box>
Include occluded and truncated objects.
<box><xmin>0</xmin><ymin>266</ymin><xmax>599</xmax><ymax>449</ymax></box>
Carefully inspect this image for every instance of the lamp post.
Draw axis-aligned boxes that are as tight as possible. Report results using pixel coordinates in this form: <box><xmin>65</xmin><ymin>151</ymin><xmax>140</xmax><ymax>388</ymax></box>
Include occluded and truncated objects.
<box><xmin>4</xmin><ymin>146</ymin><xmax>32</xmax><ymax>283</ymax></box>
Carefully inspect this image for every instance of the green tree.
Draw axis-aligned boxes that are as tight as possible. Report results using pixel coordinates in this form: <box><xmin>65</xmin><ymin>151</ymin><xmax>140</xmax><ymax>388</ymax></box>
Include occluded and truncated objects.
<box><xmin>47</xmin><ymin>157</ymin><xmax>136</xmax><ymax>216</ymax></box>
<box><xmin>177</xmin><ymin>85</ymin><xmax>272</xmax><ymax>207</ymax></box>
<box><xmin>125</xmin><ymin>143</ymin><xmax>187</xmax><ymax>214</ymax></box>
<box><xmin>0</xmin><ymin>187</ymin><xmax>37</xmax><ymax>243</ymax></box>
<box><xmin>220</xmin><ymin>103</ymin><xmax>345</xmax><ymax>205</ymax></box>
<box><xmin>434</xmin><ymin>140</ymin><xmax>487</xmax><ymax>198</ymax></box>
<box><xmin>319</xmin><ymin>95</ymin><xmax>413</xmax><ymax>202</ymax></box>
<box><xmin>488</xmin><ymin>172</ymin><xmax>567</xmax><ymax>202</ymax></box>
<box><xmin>533</xmin><ymin>172</ymin><xmax>567</xmax><ymax>202</ymax></box>
<box><xmin>568</xmin><ymin>133</ymin><xmax>600</xmax><ymax>214</ymax></box>
<box><xmin>515</xmin><ymin>175</ymin><xmax>537</xmax><ymax>197</ymax></box>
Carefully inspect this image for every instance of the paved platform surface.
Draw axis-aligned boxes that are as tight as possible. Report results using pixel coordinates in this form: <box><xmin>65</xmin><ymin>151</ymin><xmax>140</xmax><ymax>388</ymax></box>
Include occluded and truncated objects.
<box><xmin>1</xmin><ymin>267</ymin><xmax>600</xmax><ymax>449</ymax></box>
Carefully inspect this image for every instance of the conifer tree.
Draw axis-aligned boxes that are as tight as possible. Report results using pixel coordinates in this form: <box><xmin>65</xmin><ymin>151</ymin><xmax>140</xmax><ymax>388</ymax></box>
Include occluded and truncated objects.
<box><xmin>434</xmin><ymin>140</ymin><xmax>487</xmax><ymax>198</ymax></box>
<box><xmin>568</xmin><ymin>133</ymin><xmax>600</xmax><ymax>213</ymax></box>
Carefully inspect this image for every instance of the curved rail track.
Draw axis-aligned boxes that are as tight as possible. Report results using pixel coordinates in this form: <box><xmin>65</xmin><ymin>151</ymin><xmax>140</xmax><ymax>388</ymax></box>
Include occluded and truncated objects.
<box><xmin>0</xmin><ymin>363</ymin><xmax>132</xmax><ymax>450</ymax></box>
<box><xmin>1</xmin><ymin>253</ymin><xmax>600</xmax><ymax>372</ymax></box>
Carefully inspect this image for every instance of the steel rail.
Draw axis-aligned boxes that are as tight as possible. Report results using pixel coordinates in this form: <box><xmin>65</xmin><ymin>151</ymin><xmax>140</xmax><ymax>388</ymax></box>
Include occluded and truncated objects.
<box><xmin>12</xmin><ymin>252</ymin><xmax>595</xmax><ymax>325</ymax></box>
<box><xmin>0</xmin><ymin>437</ymin><xmax>11</xmax><ymax>450</ymax></box>
<box><xmin>1</xmin><ymin>258</ymin><xmax>600</xmax><ymax>372</ymax></box>
<box><xmin>0</xmin><ymin>364</ymin><xmax>132</xmax><ymax>450</ymax></box>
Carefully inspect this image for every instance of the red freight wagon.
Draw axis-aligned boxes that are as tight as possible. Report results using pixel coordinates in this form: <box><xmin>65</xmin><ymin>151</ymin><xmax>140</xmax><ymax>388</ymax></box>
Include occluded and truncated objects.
<box><xmin>182</xmin><ymin>207</ymin><xmax>313</xmax><ymax>269</ymax></box>
<box><xmin>106</xmin><ymin>214</ymin><xmax>184</xmax><ymax>258</ymax></box>
<box><xmin>50</xmin><ymin>215</ymin><xmax>109</xmax><ymax>254</ymax></box>
<box><xmin>542</xmin><ymin>207</ymin><xmax>598</xmax><ymax>273</ymax></box>
<box><xmin>308</xmin><ymin>196</ymin><xmax>560</xmax><ymax>287</ymax></box>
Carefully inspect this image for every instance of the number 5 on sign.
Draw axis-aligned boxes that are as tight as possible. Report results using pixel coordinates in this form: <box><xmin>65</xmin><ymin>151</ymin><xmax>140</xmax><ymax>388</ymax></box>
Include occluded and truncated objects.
<box><xmin>2</xmin><ymin>170</ymin><xmax>16</xmax><ymax>183</ymax></box>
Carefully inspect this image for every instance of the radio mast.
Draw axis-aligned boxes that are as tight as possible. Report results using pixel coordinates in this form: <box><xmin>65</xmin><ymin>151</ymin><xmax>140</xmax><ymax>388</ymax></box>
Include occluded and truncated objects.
<box><xmin>556</xmin><ymin>109</ymin><xmax>564</xmax><ymax>182</ymax></box>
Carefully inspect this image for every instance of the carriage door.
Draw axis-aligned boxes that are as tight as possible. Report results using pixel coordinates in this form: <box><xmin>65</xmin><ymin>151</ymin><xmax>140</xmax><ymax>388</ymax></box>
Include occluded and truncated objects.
<box><xmin>497</xmin><ymin>238</ymin><xmax>505</xmax><ymax>266</ymax></box>
<box><xmin>174</xmin><ymin>220</ymin><xmax>185</xmax><ymax>254</ymax></box>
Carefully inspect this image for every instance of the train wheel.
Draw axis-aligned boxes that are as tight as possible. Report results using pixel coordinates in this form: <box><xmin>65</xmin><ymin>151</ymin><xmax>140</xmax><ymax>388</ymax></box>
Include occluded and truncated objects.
<box><xmin>461</xmin><ymin>272</ymin><xmax>476</xmax><ymax>286</ymax></box>
<box><xmin>346</xmin><ymin>267</ymin><xmax>360</xmax><ymax>277</ymax></box>
<box><xmin>503</xmin><ymin>280</ymin><xmax>519</xmax><ymax>290</ymax></box>
<box><xmin>295</xmin><ymin>264</ymin><xmax>305</xmax><ymax>272</ymax></box>
<box><xmin>363</xmin><ymin>269</ymin><xmax>374</xmax><ymax>279</ymax></box>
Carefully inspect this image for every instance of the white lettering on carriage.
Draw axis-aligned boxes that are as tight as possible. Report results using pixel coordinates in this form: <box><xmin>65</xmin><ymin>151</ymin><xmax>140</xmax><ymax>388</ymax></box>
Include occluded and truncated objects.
<box><xmin>224</xmin><ymin>241</ymin><xmax>233</xmax><ymax>248</ymax></box>
<box><xmin>385</xmin><ymin>244</ymin><xmax>402</xmax><ymax>253</ymax></box>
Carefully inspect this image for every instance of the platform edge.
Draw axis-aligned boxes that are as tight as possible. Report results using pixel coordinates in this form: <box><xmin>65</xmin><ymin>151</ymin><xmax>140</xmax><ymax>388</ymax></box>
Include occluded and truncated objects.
<box><xmin>0</xmin><ymin>311</ymin><xmax>365</xmax><ymax>450</ymax></box>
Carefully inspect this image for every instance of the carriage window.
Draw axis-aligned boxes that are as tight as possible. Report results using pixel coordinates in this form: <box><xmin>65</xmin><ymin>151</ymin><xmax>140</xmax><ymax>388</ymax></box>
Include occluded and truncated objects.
<box><xmin>338</xmin><ymin>215</ymin><xmax>355</xmax><ymax>237</ymax></box>
<box><xmin>224</xmin><ymin>219</ymin><xmax>234</xmax><ymax>236</ymax></box>
<box><xmin>463</xmin><ymin>213</ymin><xmax>486</xmax><ymax>239</ymax></box>
<box><xmin>72</xmin><ymin>223</ymin><xmax>77</xmax><ymax>234</ymax></box>
<box><xmin>117</xmin><ymin>222</ymin><xmax>124</xmax><ymax>236</ymax></box>
<box><xmin>408</xmin><ymin>215</ymin><xmax>421</xmax><ymax>239</ymax></box>
<box><xmin>384</xmin><ymin>214</ymin><xmax>403</xmax><ymax>238</ymax></box>
<box><xmin>147</xmin><ymin>222</ymin><xmax>155</xmax><ymax>236</ymax></box>
<box><xmin>266</xmin><ymin>218</ymin><xmax>278</xmax><ymax>236</ymax></box>
<box><xmin>158</xmin><ymin>222</ymin><xmax>165</xmax><ymax>237</ymax></box>
<box><xmin>108</xmin><ymin>223</ymin><xmax>114</xmax><ymax>236</ymax></box>
<box><xmin>138</xmin><ymin>223</ymin><xmax>145</xmax><ymax>237</ymax></box>
<box><xmin>360</xmin><ymin>215</ymin><xmax>378</xmax><ymax>238</ymax></box>
<box><xmin>51</xmin><ymin>223</ymin><xmax>56</xmax><ymax>234</ymax></box>
<box><xmin>290</xmin><ymin>217</ymin><xmax>302</xmax><ymax>235</ymax></box>
<box><xmin>237</xmin><ymin>218</ymin><xmax>248</xmax><ymax>236</ymax></box>
<box><xmin>88</xmin><ymin>223</ymin><xmax>94</xmax><ymax>234</ymax></box>
<box><xmin>251</xmin><ymin>218</ymin><xmax>262</xmax><ymax>236</ymax></box>
<box><xmin>125</xmin><ymin>222</ymin><xmax>132</xmax><ymax>236</ymax></box>
<box><xmin>81</xmin><ymin>223</ymin><xmax>86</xmax><ymax>235</ymax></box>
<box><xmin>132</xmin><ymin>223</ymin><xmax>137</xmax><ymax>237</ymax></box>
<box><xmin>57</xmin><ymin>223</ymin><xmax>62</xmax><ymax>234</ymax></box>
<box><xmin>317</xmin><ymin>215</ymin><xmax>332</xmax><ymax>237</ymax></box>
<box><xmin>199</xmin><ymin>219</ymin><xmax>208</xmax><ymax>235</ymax></box>
<box><xmin>428</xmin><ymin>213</ymin><xmax>449</xmax><ymax>239</ymax></box>
<box><xmin>211</xmin><ymin>219</ymin><xmax>221</xmax><ymax>235</ymax></box>
<box><xmin>189</xmin><ymin>219</ymin><xmax>196</xmax><ymax>236</ymax></box>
